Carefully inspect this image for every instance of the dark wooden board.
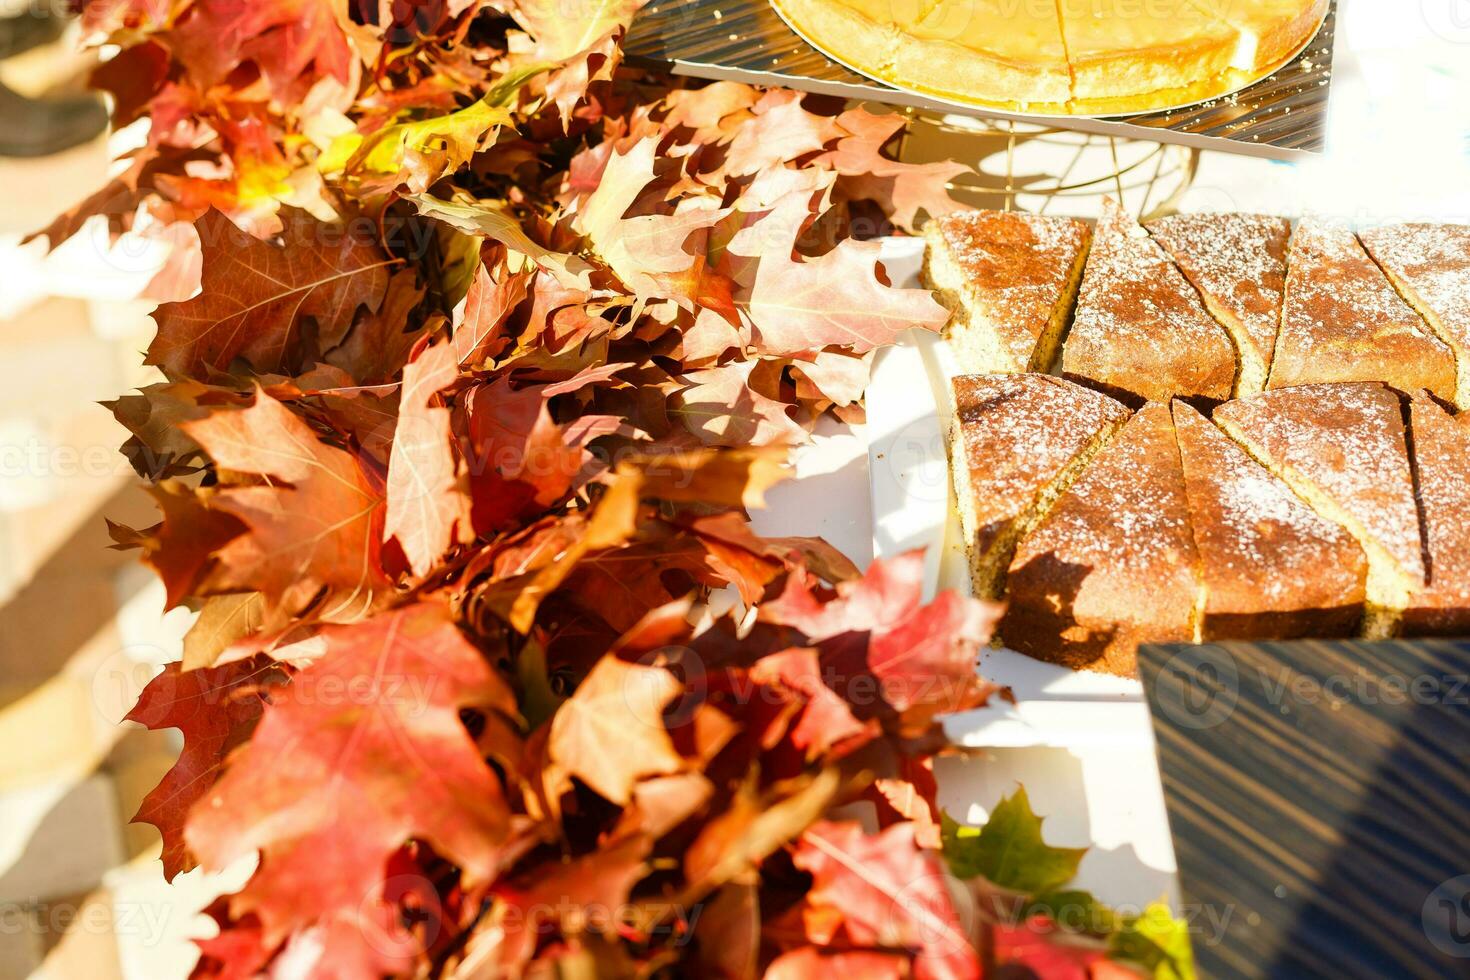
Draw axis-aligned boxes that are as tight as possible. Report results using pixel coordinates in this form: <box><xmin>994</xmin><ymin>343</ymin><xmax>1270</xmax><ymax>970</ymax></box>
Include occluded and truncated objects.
<box><xmin>1138</xmin><ymin>638</ymin><xmax>1470</xmax><ymax>979</ymax></box>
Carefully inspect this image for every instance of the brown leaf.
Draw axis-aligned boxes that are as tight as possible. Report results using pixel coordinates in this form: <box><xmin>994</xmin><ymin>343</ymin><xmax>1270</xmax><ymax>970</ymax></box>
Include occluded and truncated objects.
<box><xmin>385</xmin><ymin>344</ymin><xmax>472</xmax><ymax>576</ymax></box>
<box><xmin>183</xmin><ymin>389</ymin><xmax>391</xmax><ymax>624</ymax></box>
<box><xmin>150</xmin><ymin>209</ymin><xmax>396</xmax><ymax>378</ymax></box>
<box><xmin>549</xmin><ymin>654</ymin><xmax>685</xmax><ymax>804</ymax></box>
<box><xmin>454</xmin><ymin>256</ymin><xmax>532</xmax><ymax>367</ymax></box>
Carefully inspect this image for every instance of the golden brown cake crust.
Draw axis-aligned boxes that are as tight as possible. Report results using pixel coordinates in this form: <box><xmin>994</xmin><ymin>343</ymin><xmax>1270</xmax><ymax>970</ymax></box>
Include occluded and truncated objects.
<box><xmin>1212</xmin><ymin>382</ymin><xmax>1426</xmax><ymax>588</ymax></box>
<box><xmin>951</xmin><ymin>373</ymin><xmax>1132</xmax><ymax>577</ymax></box>
<box><xmin>1359</xmin><ymin>222</ymin><xmax>1470</xmax><ymax>409</ymax></box>
<box><xmin>1402</xmin><ymin>393</ymin><xmax>1470</xmax><ymax>636</ymax></box>
<box><xmin>1269</xmin><ymin>218</ymin><xmax>1457</xmax><ymax>401</ymax></box>
<box><xmin>925</xmin><ymin>211</ymin><xmax>1092</xmax><ymax>373</ymax></box>
<box><xmin>1147</xmin><ymin>212</ymin><xmax>1290</xmax><ymax>395</ymax></box>
<box><xmin>1172</xmin><ymin>401</ymin><xmax>1366</xmax><ymax>640</ymax></box>
<box><xmin>1217</xmin><ymin>0</ymin><xmax>1329</xmax><ymax>68</ymax></box>
<box><xmin>1003</xmin><ymin>403</ymin><xmax>1198</xmax><ymax>676</ymax></box>
<box><xmin>1058</xmin><ymin>0</ymin><xmax>1239</xmax><ymax>102</ymax></box>
<box><xmin>1062</xmin><ymin>200</ymin><xmax>1237</xmax><ymax>404</ymax></box>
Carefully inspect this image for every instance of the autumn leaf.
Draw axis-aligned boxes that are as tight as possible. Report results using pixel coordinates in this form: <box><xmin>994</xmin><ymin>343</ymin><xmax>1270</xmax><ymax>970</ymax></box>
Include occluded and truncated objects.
<box><xmin>183</xmin><ymin>389</ymin><xmax>390</xmax><ymax>624</ymax></box>
<box><xmin>125</xmin><ymin>657</ymin><xmax>280</xmax><ymax>880</ymax></box>
<box><xmin>108</xmin><ymin>480</ymin><xmax>244</xmax><ymax>608</ymax></box>
<box><xmin>88</xmin><ymin>5</ymin><xmax>991</xmax><ymax>975</ymax></box>
<box><xmin>673</xmin><ymin>361</ymin><xmax>807</xmax><ymax>447</ymax></box>
<box><xmin>185</xmin><ymin>603</ymin><xmax>519</xmax><ymax>958</ymax></box>
<box><xmin>793</xmin><ymin>821</ymin><xmax>980</xmax><ymax>980</ymax></box>
<box><xmin>385</xmin><ymin>344</ymin><xmax>472</xmax><ymax>576</ymax></box>
<box><xmin>508</xmin><ymin>0</ymin><xmax>646</xmax><ymax>60</ymax></box>
<box><xmin>575</xmin><ymin>138</ymin><xmax>735</xmax><ymax>313</ymax></box>
<box><xmin>1109</xmin><ymin>903</ymin><xmax>1197</xmax><ymax>980</ymax></box>
<box><xmin>761</xmin><ymin>551</ymin><xmax>1002</xmax><ymax>735</ymax></box>
<box><xmin>735</xmin><ymin>235</ymin><xmax>949</xmax><ymax>356</ymax></box>
<box><xmin>765</xmin><ymin>948</ymin><xmax>909</xmax><ymax>979</ymax></box>
<box><xmin>454</xmin><ymin>255</ymin><xmax>532</xmax><ymax>367</ymax></box>
<box><xmin>149</xmin><ymin>209</ymin><xmax>396</xmax><ymax>379</ymax></box>
<box><xmin>818</xmin><ymin>107</ymin><xmax>967</xmax><ymax>232</ymax></box>
<box><xmin>548</xmin><ymin>654</ymin><xmax>685</xmax><ymax>804</ymax></box>
<box><xmin>410</xmin><ymin>193</ymin><xmax>594</xmax><ymax>289</ymax></box>
<box><xmin>331</xmin><ymin>63</ymin><xmax>553</xmax><ymax>192</ymax></box>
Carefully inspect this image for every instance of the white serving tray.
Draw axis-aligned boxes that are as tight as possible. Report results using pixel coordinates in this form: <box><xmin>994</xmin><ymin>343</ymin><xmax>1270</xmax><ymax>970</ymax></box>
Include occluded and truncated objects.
<box><xmin>869</xmin><ymin>238</ymin><xmax>1153</xmax><ymax>749</ymax></box>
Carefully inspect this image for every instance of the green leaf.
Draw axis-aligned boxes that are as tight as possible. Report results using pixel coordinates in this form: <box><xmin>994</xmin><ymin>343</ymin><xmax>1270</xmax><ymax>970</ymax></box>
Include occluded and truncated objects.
<box><xmin>1024</xmin><ymin>889</ymin><xmax>1116</xmax><ymax>936</ymax></box>
<box><xmin>941</xmin><ymin>786</ymin><xmax>1086</xmax><ymax>896</ymax></box>
<box><xmin>1109</xmin><ymin>902</ymin><xmax>1196</xmax><ymax>980</ymax></box>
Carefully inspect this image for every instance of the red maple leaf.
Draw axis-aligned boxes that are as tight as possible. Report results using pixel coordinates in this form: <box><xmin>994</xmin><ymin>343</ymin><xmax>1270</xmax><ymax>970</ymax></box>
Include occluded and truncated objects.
<box><xmin>793</xmin><ymin>821</ymin><xmax>980</xmax><ymax>980</ymax></box>
<box><xmin>125</xmin><ymin>657</ymin><xmax>281</xmax><ymax>880</ymax></box>
<box><xmin>185</xmin><ymin>603</ymin><xmax>521</xmax><ymax>969</ymax></box>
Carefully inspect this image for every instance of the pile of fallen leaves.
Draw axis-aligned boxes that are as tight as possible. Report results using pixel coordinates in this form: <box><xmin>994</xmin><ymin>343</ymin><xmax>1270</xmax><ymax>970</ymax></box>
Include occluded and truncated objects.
<box><xmin>58</xmin><ymin>0</ymin><xmax>1192</xmax><ymax>976</ymax></box>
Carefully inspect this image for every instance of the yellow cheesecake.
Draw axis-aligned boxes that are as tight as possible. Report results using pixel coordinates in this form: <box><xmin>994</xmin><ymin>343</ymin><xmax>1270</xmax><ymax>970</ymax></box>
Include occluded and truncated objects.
<box><xmin>773</xmin><ymin>0</ymin><xmax>1327</xmax><ymax>113</ymax></box>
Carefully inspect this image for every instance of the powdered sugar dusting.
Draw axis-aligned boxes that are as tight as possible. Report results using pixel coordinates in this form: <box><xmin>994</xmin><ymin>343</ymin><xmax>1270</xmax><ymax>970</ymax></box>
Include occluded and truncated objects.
<box><xmin>1272</xmin><ymin>217</ymin><xmax>1457</xmax><ymax>394</ymax></box>
<box><xmin>1359</xmin><ymin>223</ymin><xmax>1470</xmax><ymax>352</ymax></box>
<box><xmin>1148</xmin><ymin>212</ymin><xmax>1289</xmax><ymax>366</ymax></box>
<box><xmin>1015</xmin><ymin>403</ymin><xmax>1195</xmax><ymax>581</ymax></box>
<box><xmin>1407</xmin><ymin>395</ymin><xmax>1470</xmax><ymax>604</ymax></box>
<box><xmin>1215</xmin><ymin>382</ymin><xmax>1425</xmax><ymax>584</ymax></box>
<box><xmin>1062</xmin><ymin>200</ymin><xmax>1236</xmax><ymax>402</ymax></box>
<box><xmin>952</xmin><ymin>373</ymin><xmax>1130</xmax><ymax>540</ymax></box>
<box><xmin>1174</xmin><ymin>403</ymin><xmax>1361</xmax><ymax>607</ymax></box>
<box><xmin>935</xmin><ymin>210</ymin><xmax>1089</xmax><ymax>360</ymax></box>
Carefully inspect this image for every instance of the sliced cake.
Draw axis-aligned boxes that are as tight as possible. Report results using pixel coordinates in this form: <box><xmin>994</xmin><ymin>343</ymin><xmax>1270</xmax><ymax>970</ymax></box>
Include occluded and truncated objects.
<box><xmin>1213</xmin><ymin>382</ymin><xmax>1426</xmax><ymax>638</ymax></box>
<box><xmin>1268</xmin><ymin>218</ymin><xmax>1457</xmax><ymax>401</ymax></box>
<box><xmin>1061</xmin><ymin>198</ymin><xmax>1237</xmax><ymax>405</ymax></box>
<box><xmin>922</xmin><ymin>211</ymin><xmax>1092</xmax><ymax>375</ymax></box>
<box><xmin>949</xmin><ymin>374</ymin><xmax>1132</xmax><ymax>601</ymax></box>
<box><xmin>1003</xmin><ymin>403</ymin><xmax>1199</xmax><ymax>676</ymax></box>
<box><xmin>1172</xmin><ymin>401</ymin><xmax>1366</xmax><ymax>640</ymax></box>
<box><xmin>1147</xmin><ymin>212</ymin><xmax>1291</xmax><ymax>396</ymax></box>
<box><xmin>1359</xmin><ymin>223</ymin><xmax>1470</xmax><ymax>410</ymax></box>
<box><xmin>1402</xmin><ymin>393</ymin><xmax>1470</xmax><ymax>637</ymax></box>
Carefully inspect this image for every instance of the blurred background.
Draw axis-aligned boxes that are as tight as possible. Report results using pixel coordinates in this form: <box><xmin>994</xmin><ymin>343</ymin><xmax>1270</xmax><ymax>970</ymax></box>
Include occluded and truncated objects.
<box><xmin>1</xmin><ymin>0</ymin><xmax>1468</xmax><ymax>976</ymax></box>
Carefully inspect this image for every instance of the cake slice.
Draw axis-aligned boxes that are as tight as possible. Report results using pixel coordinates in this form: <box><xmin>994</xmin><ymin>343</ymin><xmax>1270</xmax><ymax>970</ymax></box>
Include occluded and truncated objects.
<box><xmin>1147</xmin><ymin>212</ymin><xmax>1291</xmax><ymax>396</ymax></box>
<box><xmin>1213</xmin><ymin>382</ymin><xmax>1426</xmax><ymax>638</ymax></box>
<box><xmin>1061</xmin><ymin>198</ymin><xmax>1237</xmax><ymax>404</ymax></box>
<box><xmin>1401</xmin><ymin>393</ymin><xmax>1470</xmax><ymax>637</ymax></box>
<box><xmin>922</xmin><ymin>211</ymin><xmax>1092</xmax><ymax>375</ymax></box>
<box><xmin>1057</xmin><ymin>0</ymin><xmax>1242</xmax><ymax>111</ymax></box>
<box><xmin>1003</xmin><ymin>403</ymin><xmax>1199</xmax><ymax>677</ymax></box>
<box><xmin>1268</xmin><ymin>217</ymin><xmax>1457</xmax><ymax>401</ymax></box>
<box><xmin>1172</xmin><ymin>401</ymin><xmax>1366</xmax><ymax>640</ymax></box>
<box><xmin>948</xmin><ymin>373</ymin><xmax>1132</xmax><ymax>600</ymax></box>
<box><xmin>1359</xmin><ymin>223</ymin><xmax>1470</xmax><ymax>410</ymax></box>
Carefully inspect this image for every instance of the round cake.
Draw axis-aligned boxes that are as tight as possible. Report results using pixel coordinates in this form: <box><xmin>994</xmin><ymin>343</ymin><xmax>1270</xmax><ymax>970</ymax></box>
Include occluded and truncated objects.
<box><xmin>772</xmin><ymin>0</ymin><xmax>1328</xmax><ymax>114</ymax></box>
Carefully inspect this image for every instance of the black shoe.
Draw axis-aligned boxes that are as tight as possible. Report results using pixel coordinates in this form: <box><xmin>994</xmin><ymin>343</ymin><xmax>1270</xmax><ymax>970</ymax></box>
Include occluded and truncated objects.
<box><xmin>0</xmin><ymin>80</ymin><xmax>109</xmax><ymax>158</ymax></box>
<box><xmin>0</xmin><ymin>12</ymin><xmax>67</xmax><ymax>60</ymax></box>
